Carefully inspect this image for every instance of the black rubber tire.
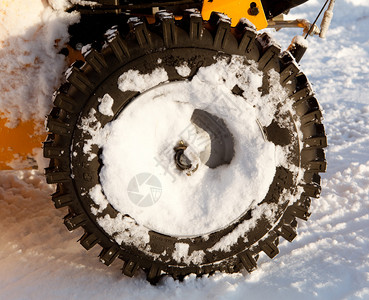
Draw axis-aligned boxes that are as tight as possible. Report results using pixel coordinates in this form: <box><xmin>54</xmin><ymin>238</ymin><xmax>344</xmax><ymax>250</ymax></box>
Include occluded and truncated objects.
<box><xmin>44</xmin><ymin>11</ymin><xmax>327</xmax><ymax>283</ymax></box>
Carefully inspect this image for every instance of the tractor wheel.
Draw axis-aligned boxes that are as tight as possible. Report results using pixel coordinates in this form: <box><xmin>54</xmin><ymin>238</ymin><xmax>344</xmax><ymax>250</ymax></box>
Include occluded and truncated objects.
<box><xmin>44</xmin><ymin>11</ymin><xmax>327</xmax><ymax>283</ymax></box>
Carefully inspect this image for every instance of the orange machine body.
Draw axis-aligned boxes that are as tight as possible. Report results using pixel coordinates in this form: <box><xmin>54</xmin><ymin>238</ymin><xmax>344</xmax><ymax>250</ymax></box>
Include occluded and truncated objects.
<box><xmin>0</xmin><ymin>117</ymin><xmax>44</xmax><ymax>169</ymax></box>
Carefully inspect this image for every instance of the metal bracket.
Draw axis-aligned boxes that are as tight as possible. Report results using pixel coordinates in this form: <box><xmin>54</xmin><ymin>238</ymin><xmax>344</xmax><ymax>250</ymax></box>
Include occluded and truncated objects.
<box><xmin>268</xmin><ymin>18</ymin><xmax>320</xmax><ymax>36</ymax></box>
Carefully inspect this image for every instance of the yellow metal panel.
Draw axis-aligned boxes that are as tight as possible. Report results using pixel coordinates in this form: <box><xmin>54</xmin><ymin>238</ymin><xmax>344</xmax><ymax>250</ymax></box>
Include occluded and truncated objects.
<box><xmin>0</xmin><ymin>117</ymin><xmax>45</xmax><ymax>170</ymax></box>
<box><xmin>202</xmin><ymin>0</ymin><xmax>268</xmax><ymax>30</ymax></box>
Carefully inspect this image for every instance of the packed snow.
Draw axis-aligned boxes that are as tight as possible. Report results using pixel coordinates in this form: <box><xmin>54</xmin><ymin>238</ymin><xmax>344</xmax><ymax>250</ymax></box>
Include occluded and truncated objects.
<box><xmin>1</xmin><ymin>0</ymin><xmax>369</xmax><ymax>299</ymax></box>
<box><xmin>97</xmin><ymin>94</ymin><xmax>114</xmax><ymax>117</ymax></box>
<box><xmin>0</xmin><ymin>0</ymin><xmax>79</xmax><ymax>128</ymax></box>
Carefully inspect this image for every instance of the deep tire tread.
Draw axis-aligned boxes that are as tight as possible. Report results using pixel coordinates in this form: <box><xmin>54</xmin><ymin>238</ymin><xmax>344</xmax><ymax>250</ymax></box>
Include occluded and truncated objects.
<box><xmin>238</xmin><ymin>250</ymin><xmax>258</xmax><ymax>272</ymax></box>
<box><xmin>84</xmin><ymin>49</ymin><xmax>108</xmax><ymax>73</ymax></box>
<box><xmin>79</xmin><ymin>232</ymin><xmax>100</xmax><ymax>250</ymax></box>
<box><xmin>66</xmin><ymin>67</ymin><xmax>94</xmax><ymax>94</ymax></box>
<box><xmin>109</xmin><ymin>34</ymin><xmax>131</xmax><ymax>62</ymax></box>
<box><xmin>52</xmin><ymin>192</ymin><xmax>73</xmax><ymax>209</ymax></box>
<box><xmin>277</xmin><ymin>224</ymin><xmax>297</xmax><ymax>242</ymax></box>
<box><xmin>128</xmin><ymin>18</ymin><xmax>153</xmax><ymax>48</ymax></box>
<box><xmin>99</xmin><ymin>246</ymin><xmax>120</xmax><ymax>266</ymax></box>
<box><xmin>64</xmin><ymin>213</ymin><xmax>87</xmax><ymax>231</ymax></box>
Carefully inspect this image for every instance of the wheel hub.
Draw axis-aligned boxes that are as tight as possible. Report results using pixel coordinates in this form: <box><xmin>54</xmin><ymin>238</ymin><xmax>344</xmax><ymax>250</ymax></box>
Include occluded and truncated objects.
<box><xmin>174</xmin><ymin>141</ymin><xmax>198</xmax><ymax>174</ymax></box>
<box><xmin>91</xmin><ymin>80</ymin><xmax>278</xmax><ymax>236</ymax></box>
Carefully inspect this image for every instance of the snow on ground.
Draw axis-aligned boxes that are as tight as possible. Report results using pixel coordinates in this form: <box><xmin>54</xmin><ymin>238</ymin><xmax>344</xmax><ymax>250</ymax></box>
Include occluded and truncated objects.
<box><xmin>0</xmin><ymin>0</ymin><xmax>369</xmax><ymax>299</ymax></box>
<box><xmin>0</xmin><ymin>0</ymin><xmax>79</xmax><ymax>127</ymax></box>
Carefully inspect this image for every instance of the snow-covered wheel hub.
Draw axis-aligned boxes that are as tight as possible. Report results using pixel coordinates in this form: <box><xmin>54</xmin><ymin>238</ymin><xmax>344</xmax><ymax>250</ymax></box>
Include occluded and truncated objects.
<box><xmin>97</xmin><ymin>80</ymin><xmax>279</xmax><ymax>237</ymax></box>
<box><xmin>45</xmin><ymin>15</ymin><xmax>327</xmax><ymax>281</ymax></box>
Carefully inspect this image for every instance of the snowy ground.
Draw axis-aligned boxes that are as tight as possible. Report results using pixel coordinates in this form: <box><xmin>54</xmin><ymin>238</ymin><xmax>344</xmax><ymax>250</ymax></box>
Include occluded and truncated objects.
<box><xmin>1</xmin><ymin>0</ymin><xmax>369</xmax><ymax>299</ymax></box>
